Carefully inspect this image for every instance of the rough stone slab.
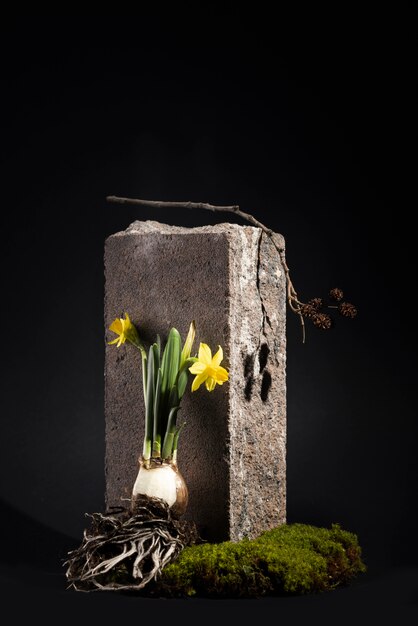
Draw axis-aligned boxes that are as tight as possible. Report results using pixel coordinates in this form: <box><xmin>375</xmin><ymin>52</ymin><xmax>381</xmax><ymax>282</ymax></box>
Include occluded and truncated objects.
<box><xmin>104</xmin><ymin>220</ymin><xmax>286</xmax><ymax>541</ymax></box>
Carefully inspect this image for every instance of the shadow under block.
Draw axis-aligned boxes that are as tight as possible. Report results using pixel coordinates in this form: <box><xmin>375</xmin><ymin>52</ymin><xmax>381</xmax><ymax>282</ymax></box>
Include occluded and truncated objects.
<box><xmin>104</xmin><ymin>221</ymin><xmax>286</xmax><ymax>541</ymax></box>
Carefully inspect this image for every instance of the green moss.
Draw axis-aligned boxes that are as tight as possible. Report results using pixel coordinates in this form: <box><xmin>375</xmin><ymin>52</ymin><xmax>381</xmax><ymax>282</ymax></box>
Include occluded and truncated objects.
<box><xmin>154</xmin><ymin>523</ymin><xmax>366</xmax><ymax>598</ymax></box>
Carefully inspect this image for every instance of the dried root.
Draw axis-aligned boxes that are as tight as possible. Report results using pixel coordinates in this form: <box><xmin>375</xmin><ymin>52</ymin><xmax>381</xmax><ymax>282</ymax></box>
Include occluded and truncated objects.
<box><xmin>65</xmin><ymin>495</ymin><xmax>199</xmax><ymax>592</ymax></box>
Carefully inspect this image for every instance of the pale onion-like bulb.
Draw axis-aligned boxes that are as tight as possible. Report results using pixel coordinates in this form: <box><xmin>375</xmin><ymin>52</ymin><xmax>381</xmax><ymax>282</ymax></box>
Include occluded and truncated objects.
<box><xmin>131</xmin><ymin>459</ymin><xmax>188</xmax><ymax>518</ymax></box>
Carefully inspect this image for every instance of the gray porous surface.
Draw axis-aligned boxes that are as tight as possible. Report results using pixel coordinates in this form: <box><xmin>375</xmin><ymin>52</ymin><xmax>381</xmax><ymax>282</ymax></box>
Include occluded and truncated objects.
<box><xmin>104</xmin><ymin>221</ymin><xmax>286</xmax><ymax>541</ymax></box>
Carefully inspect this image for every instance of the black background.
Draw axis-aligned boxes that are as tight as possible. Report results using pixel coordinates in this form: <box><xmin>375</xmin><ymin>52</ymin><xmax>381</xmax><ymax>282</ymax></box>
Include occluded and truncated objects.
<box><xmin>1</xmin><ymin>14</ymin><xmax>416</xmax><ymax>620</ymax></box>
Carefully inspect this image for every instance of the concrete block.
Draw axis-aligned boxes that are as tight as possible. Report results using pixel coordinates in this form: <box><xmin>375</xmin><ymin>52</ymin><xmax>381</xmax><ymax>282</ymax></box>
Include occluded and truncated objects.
<box><xmin>104</xmin><ymin>220</ymin><xmax>286</xmax><ymax>541</ymax></box>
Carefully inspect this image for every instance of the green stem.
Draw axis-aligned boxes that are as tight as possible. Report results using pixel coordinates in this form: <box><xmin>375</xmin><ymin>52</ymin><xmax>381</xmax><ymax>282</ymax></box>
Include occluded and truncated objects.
<box><xmin>172</xmin><ymin>422</ymin><xmax>186</xmax><ymax>465</ymax></box>
<box><xmin>152</xmin><ymin>368</ymin><xmax>162</xmax><ymax>458</ymax></box>
<box><xmin>133</xmin><ymin>344</ymin><xmax>147</xmax><ymax>399</ymax></box>
<box><xmin>141</xmin><ymin>351</ymin><xmax>147</xmax><ymax>401</ymax></box>
<box><xmin>161</xmin><ymin>406</ymin><xmax>179</xmax><ymax>460</ymax></box>
<box><xmin>143</xmin><ymin>345</ymin><xmax>155</xmax><ymax>462</ymax></box>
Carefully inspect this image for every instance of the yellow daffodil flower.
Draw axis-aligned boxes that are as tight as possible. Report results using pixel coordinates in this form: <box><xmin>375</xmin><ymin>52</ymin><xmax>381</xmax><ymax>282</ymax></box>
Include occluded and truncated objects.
<box><xmin>189</xmin><ymin>343</ymin><xmax>229</xmax><ymax>392</ymax></box>
<box><xmin>108</xmin><ymin>312</ymin><xmax>140</xmax><ymax>348</ymax></box>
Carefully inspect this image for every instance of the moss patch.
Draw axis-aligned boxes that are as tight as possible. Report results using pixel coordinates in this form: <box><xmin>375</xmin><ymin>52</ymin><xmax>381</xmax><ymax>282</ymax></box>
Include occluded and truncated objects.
<box><xmin>152</xmin><ymin>523</ymin><xmax>366</xmax><ymax>598</ymax></box>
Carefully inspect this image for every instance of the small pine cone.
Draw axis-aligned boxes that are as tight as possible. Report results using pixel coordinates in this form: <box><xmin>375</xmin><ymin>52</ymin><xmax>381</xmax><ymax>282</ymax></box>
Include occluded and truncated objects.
<box><xmin>339</xmin><ymin>302</ymin><xmax>358</xmax><ymax>318</ymax></box>
<box><xmin>308</xmin><ymin>297</ymin><xmax>324</xmax><ymax>310</ymax></box>
<box><xmin>329</xmin><ymin>287</ymin><xmax>344</xmax><ymax>301</ymax></box>
<box><xmin>300</xmin><ymin>303</ymin><xmax>317</xmax><ymax>318</ymax></box>
<box><xmin>312</xmin><ymin>312</ymin><xmax>333</xmax><ymax>330</ymax></box>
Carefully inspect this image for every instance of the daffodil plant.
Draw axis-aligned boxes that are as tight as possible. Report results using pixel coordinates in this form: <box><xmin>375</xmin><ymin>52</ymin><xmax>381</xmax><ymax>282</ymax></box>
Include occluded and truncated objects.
<box><xmin>108</xmin><ymin>313</ymin><xmax>229</xmax><ymax>516</ymax></box>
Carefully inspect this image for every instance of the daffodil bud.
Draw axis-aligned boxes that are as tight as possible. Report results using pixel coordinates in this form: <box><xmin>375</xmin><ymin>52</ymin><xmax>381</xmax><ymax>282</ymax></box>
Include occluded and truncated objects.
<box><xmin>180</xmin><ymin>320</ymin><xmax>196</xmax><ymax>368</ymax></box>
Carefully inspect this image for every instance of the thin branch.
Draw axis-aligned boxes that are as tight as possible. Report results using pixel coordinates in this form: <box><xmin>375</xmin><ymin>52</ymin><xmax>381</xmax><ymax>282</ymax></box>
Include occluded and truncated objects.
<box><xmin>106</xmin><ymin>195</ymin><xmax>274</xmax><ymax>235</ymax></box>
<box><xmin>106</xmin><ymin>195</ymin><xmax>305</xmax><ymax>340</ymax></box>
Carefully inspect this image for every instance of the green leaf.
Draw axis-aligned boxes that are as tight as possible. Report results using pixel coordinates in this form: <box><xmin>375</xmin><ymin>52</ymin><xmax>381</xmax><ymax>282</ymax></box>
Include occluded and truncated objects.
<box><xmin>152</xmin><ymin>343</ymin><xmax>161</xmax><ymax>380</ymax></box>
<box><xmin>143</xmin><ymin>344</ymin><xmax>155</xmax><ymax>461</ymax></box>
<box><xmin>168</xmin><ymin>405</ymin><xmax>180</xmax><ymax>427</ymax></box>
<box><xmin>146</xmin><ymin>345</ymin><xmax>155</xmax><ymax>416</ymax></box>
<box><xmin>154</xmin><ymin>367</ymin><xmax>162</xmax><ymax>418</ymax></box>
<box><xmin>162</xmin><ymin>405</ymin><xmax>180</xmax><ymax>460</ymax></box>
<box><xmin>168</xmin><ymin>384</ymin><xmax>179</xmax><ymax>410</ymax></box>
<box><xmin>172</xmin><ymin>421</ymin><xmax>186</xmax><ymax>463</ymax></box>
<box><xmin>161</xmin><ymin>328</ymin><xmax>181</xmax><ymax>397</ymax></box>
<box><xmin>141</xmin><ymin>351</ymin><xmax>147</xmax><ymax>401</ymax></box>
<box><xmin>152</xmin><ymin>367</ymin><xmax>162</xmax><ymax>456</ymax></box>
<box><xmin>177</xmin><ymin>370</ymin><xmax>188</xmax><ymax>399</ymax></box>
<box><xmin>167</xmin><ymin>328</ymin><xmax>181</xmax><ymax>389</ymax></box>
<box><xmin>161</xmin><ymin>329</ymin><xmax>176</xmax><ymax>393</ymax></box>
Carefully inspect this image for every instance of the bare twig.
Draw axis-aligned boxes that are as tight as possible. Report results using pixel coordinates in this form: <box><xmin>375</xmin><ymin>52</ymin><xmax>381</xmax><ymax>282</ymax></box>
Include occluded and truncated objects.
<box><xmin>106</xmin><ymin>195</ymin><xmax>306</xmax><ymax>339</ymax></box>
<box><xmin>106</xmin><ymin>195</ymin><xmax>273</xmax><ymax>234</ymax></box>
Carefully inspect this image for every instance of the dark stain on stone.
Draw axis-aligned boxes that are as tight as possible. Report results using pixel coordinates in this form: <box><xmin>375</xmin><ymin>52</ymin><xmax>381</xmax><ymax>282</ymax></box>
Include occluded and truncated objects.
<box><xmin>261</xmin><ymin>370</ymin><xmax>272</xmax><ymax>402</ymax></box>
<box><xmin>258</xmin><ymin>343</ymin><xmax>269</xmax><ymax>372</ymax></box>
<box><xmin>244</xmin><ymin>353</ymin><xmax>254</xmax><ymax>378</ymax></box>
<box><xmin>244</xmin><ymin>353</ymin><xmax>255</xmax><ymax>401</ymax></box>
<box><xmin>244</xmin><ymin>376</ymin><xmax>254</xmax><ymax>401</ymax></box>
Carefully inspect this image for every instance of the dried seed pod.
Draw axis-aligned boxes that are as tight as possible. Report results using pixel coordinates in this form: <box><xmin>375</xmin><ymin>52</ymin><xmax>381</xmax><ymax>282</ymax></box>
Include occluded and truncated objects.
<box><xmin>308</xmin><ymin>297</ymin><xmax>324</xmax><ymax>310</ymax></box>
<box><xmin>329</xmin><ymin>287</ymin><xmax>344</xmax><ymax>301</ymax></box>
<box><xmin>339</xmin><ymin>302</ymin><xmax>358</xmax><ymax>318</ymax></box>
<box><xmin>312</xmin><ymin>313</ymin><xmax>333</xmax><ymax>330</ymax></box>
<box><xmin>300</xmin><ymin>303</ymin><xmax>317</xmax><ymax>318</ymax></box>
